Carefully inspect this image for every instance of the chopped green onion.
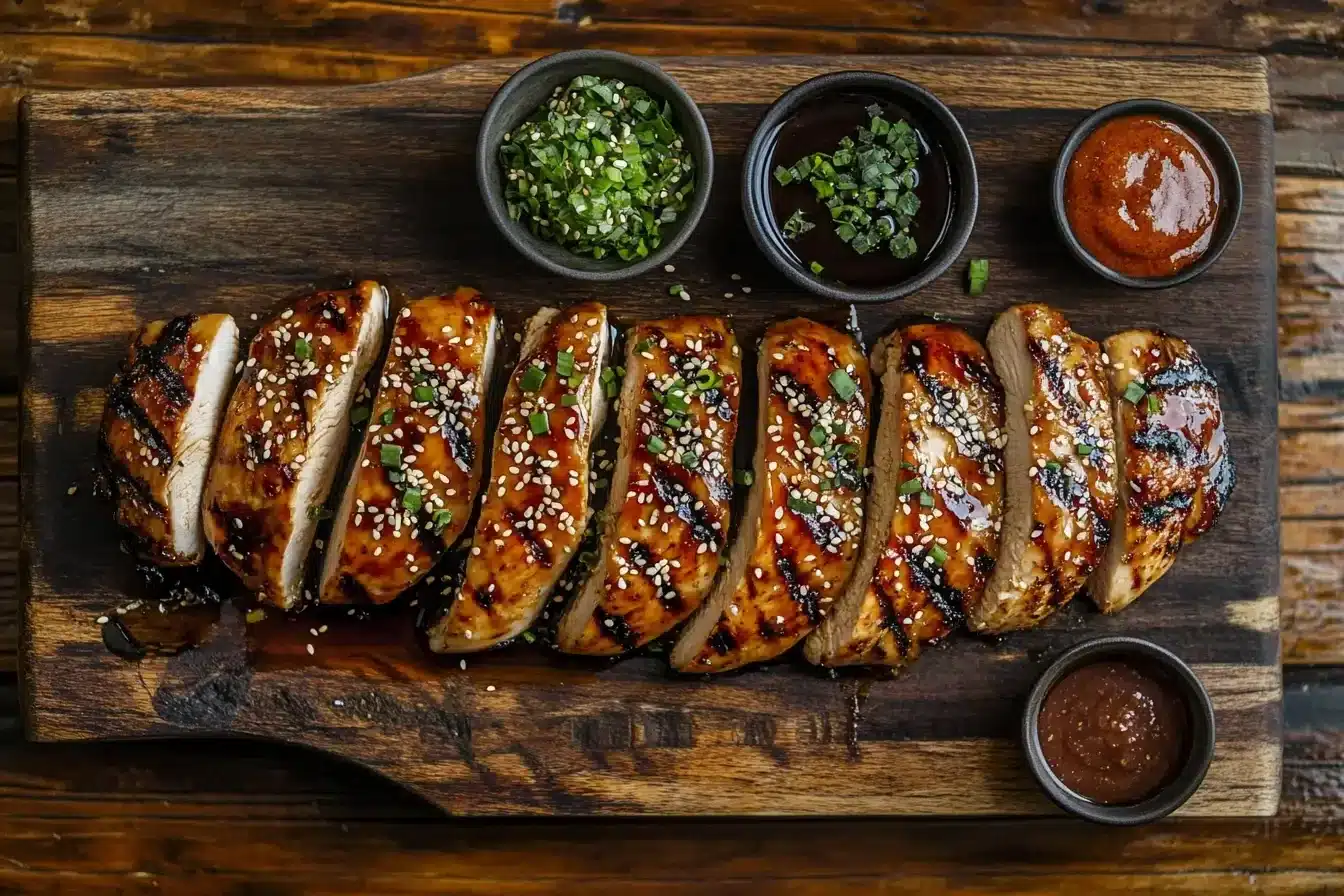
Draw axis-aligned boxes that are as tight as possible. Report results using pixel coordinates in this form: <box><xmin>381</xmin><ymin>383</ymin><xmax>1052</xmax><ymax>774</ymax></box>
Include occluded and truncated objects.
<box><xmin>665</xmin><ymin>413</ymin><xmax>685</xmax><ymax>430</ymax></box>
<box><xmin>432</xmin><ymin>509</ymin><xmax>454</xmax><ymax>532</ymax></box>
<box><xmin>1077</xmin><ymin>443</ymin><xmax>1095</xmax><ymax>457</ymax></box>
<box><xmin>529</xmin><ymin>411</ymin><xmax>550</xmax><ymax>435</ymax></box>
<box><xmin>681</xmin><ymin>451</ymin><xmax>699</xmax><ymax>469</ymax></box>
<box><xmin>521</xmin><ymin>630</ymin><xmax>536</xmax><ymax>644</ymax></box>
<box><xmin>1147</xmin><ymin>393</ymin><xmax>1161</xmax><ymax>414</ymax></box>
<box><xmin>669</xmin><ymin>283</ymin><xmax>686</xmax><ymax>296</ymax></box>
<box><xmin>307</xmin><ymin>504</ymin><xmax>332</xmax><ymax>521</ymax></box>
<box><xmin>561</xmin><ymin>393</ymin><xmax>579</xmax><ymax>407</ymax></box>
<box><xmin>899</xmin><ymin>477</ymin><xmax>923</xmax><ymax>495</ymax></box>
<box><xmin>693</xmin><ymin>368</ymin><xmax>722</xmax><ymax>391</ymax></box>
<box><xmin>634</xmin><ymin>338</ymin><xmax>654</xmax><ymax>354</ymax></box>
<box><xmin>968</xmin><ymin>258</ymin><xmax>989</xmax><ymax>296</ymax></box>
<box><xmin>900</xmin><ymin>461</ymin><xmax>918</xmax><ymax>471</ymax></box>
<box><xmin>380</xmin><ymin>408</ymin><xmax>394</xmax><ymax>425</ymax></box>
<box><xmin>520</xmin><ymin>365</ymin><xmax>547</xmax><ymax>393</ymax></box>
<box><xmin>829</xmin><ymin>368</ymin><xmax>858</xmax><ymax>401</ymax></box>
<box><xmin>919</xmin><ymin>490</ymin><xmax>935</xmax><ymax>507</ymax></box>
<box><xmin>783</xmin><ymin>209</ymin><xmax>815</xmax><ymax>240</ymax></box>
<box><xmin>788</xmin><ymin>495</ymin><xmax>816</xmax><ymax>515</ymax></box>
<box><xmin>556</xmin><ymin>349</ymin><xmax>575</xmax><ymax>378</ymax></box>
<box><xmin>604</xmin><ymin>377</ymin><xmax>620</xmax><ymax>399</ymax></box>
<box><xmin>1123</xmin><ymin>381</ymin><xmax>1146</xmax><ymax>404</ymax></box>
<box><xmin>927</xmin><ymin>545</ymin><xmax>948</xmax><ymax>566</ymax></box>
<box><xmin>386</xmin><ymin>470</ymin><xmax>404</xmax><ymax>485</ymax></box>
<box><xmin>350</xmin><ymin>405</ymin><xmax>371</xmax><ymax>425</ymax></box>
<box><xmin>293</xmin><ymin>338</ymin><xmax>312</xmax><ymax>361</ymax></box>
<box><xmin>663</xmin><ymin>390</ymin><xmax>690</xmax><ymax>414</ymax></box>
<box><xmin>402</xmin><ymin>488</ymin><xmax>422</xmax><ymax>514</ymax></box>
<box><xmin>734</xmin><ymin>469</ymin><xmax>754</xmax><ymax>486</ymax></box>
<box><xmin>380</xmin><ymin>444</ymin><xmax>402</xmax><ymax>468</ymax></box>
<box><xmin>647</xmin><ymin>435</ymin><xmax>667</xmax><ymax>454</ymax></box>
<box><xmin>413</xmin><ymin>384</ymin><xmax>435</xmax><ymax>403</ymax></box>
<box><xmin>809</xmin><ymin>260</ymin><xmax>825</xmax><ymax>275</ymax></box>
<box><xmin>1045</xmin><ymin>460</ymin><xmax>1062</xmax><ymax>473</ymax></box>
<box><xmin>810</xmin><ymin>425</ymin><xmax>829</xmax><ymax>447</ymax></box>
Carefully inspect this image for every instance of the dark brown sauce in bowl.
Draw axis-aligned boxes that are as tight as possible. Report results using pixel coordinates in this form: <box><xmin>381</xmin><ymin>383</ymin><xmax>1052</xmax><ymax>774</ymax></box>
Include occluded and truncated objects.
<box><xmin>762</xmin><ymin>94</ymin><xmax>955</xmax><ymax>287</ymax></box>
<box><xmin>1037</xmin><ymin>659</ymin><xmax>1190</xmax><ymax>805</ymax></box>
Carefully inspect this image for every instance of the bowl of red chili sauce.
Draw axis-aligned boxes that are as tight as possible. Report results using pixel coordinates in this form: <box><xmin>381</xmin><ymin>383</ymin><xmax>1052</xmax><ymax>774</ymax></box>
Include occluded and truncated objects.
<box><xmin>1022</xmin><ymin>636</ymin><xmax>1216</xmax><ymax>825</ymax></box>
<box><xmin>1052</xmin><ymin>99</ymin><xmax>1242</xmax><ymax>289</ymax></box>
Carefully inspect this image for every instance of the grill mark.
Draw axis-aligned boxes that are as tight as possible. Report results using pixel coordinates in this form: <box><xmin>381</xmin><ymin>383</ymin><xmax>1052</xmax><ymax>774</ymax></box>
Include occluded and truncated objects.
<box><xmin>504</xmin><ymin>508</ymin><xmax>552</xmax><ymax>567</ymax></box>
<box><xmin>903</xmin><ymin>544</ymin><xmax>966</xmax><ymax>630</ymax></box>
<box><xmin>98</xmin><ymin>447</ymin><xmax>167</xmax><ymax>519</ymax></box>
<box><xmin>212</xmin><ymin>502</ymin><xmax>270</xmax><ymax>571</ymax></box>
<box><xmin>706</xmin><ymin>625</ymin><xmax>736</xmax><ymax>656</ymax></box>
<box><xmin>1026</xmin><ymin>335</ymin><xmax>1088</xmax><ymax>430</ymax></box>
<box><xmin>443</xmin><ymin>416</ymin><xmax>476</xmax><ymax>470</ymax></box>
<box><xmin>473</xmin><ymin>579</ymin><xmax>494</xmax><ymax>610</ymax></box>
<box><xmin>315</xmin><ymin>296</ymin><xmax>352</xmax><ymax>333</ymax></box>
<box><xmin>873</xmin><ymin>579</ymin><xmax>912</xmax><ymax>658</ymax></box>
<box><xmin>593</xmin><ymin>606</ymin><xmax>640</xmax><ymax>650</ymax></box>
<box><xmin>774</xmin><ymin>545</ymin><xmax>820</xmax><ymax>625</ymax></box>
<box><xmin>650</xmin><ymin>464</ymin><xmax>716</xmax><ymax>547</ymax></box>
<box><xmin>1139</xmin><ymin>491</ymin><xmax>1193</xmax><ymax>529</ymax></box>
<box><xmin>105</xmin><ymin>315</ymin><xmax>196</xmax><ymax>464</ymax></box>
<box><xmin>1131</xmin><ymin>425</ymin><xmax>1203</xmax><ymax>467</ymax></box>
<box><xmin>1147</xmin><ymin>360</ymin><xmax>1219</xmax><ymax>393</ymax></box>
<box><xmin>905</xmin><ymin>340</ymin><xmax>998</xmax><ymax>465</ymax></box>
<box><xmin>627</xmin><ymin>541</ymin><xmax>682</xmax><ymax>612</ymax></box>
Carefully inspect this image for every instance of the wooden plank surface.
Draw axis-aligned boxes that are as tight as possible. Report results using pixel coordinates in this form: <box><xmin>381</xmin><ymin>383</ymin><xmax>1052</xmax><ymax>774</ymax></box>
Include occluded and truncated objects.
<box><xmin>19</xmin><ymin>54</ymin><xmax>1282</xmax><ymax>817</ymax></box>
<box><xmin>0</xmin><ymin>0</ymin><xmax>1341</xmax><ymax>888</ymax></box>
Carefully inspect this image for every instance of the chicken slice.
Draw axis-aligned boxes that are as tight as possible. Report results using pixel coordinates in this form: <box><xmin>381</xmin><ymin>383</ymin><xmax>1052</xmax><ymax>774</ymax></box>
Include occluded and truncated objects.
<box><xmin>428</xmin><ymin>302</ymin><xmax>610</xmax><ymax>653</ymax></box>
<box><xmin>973</xmin><ymin>304</ymin><xmax>1117</xmax><ymax>632</ymax></box>
<box><xmin>805</xmin><ymin>324</ymin><xmax>1005</xmax><ymax>667</ymax></box>
<box><xmin>320</xmin><ymin>288</ymin><xmax>499</xmax><ymax>605</ymax></box>
<box><xmin>555</xmin><ymin>316</ymin><xmax>742</xmax><ymax>655</ymax></box>
<box><xmin>1089</xmin><ymin>329</ymin><xmax>1236</xmax><ymax>613</ymax></box>
<box><xmin>203</xmin><ymin>281</ymin><xmax>388</xmax><ymax>607</ymax></box>
<box><xmin>670</xmin><ymin>318</ymin><xmax>871</xmax><ymax>673</ymax></box>
<box><xmin>98</xmin><ymin>313</ymin><xmax>240</xmax><ymax>566</ymax></box>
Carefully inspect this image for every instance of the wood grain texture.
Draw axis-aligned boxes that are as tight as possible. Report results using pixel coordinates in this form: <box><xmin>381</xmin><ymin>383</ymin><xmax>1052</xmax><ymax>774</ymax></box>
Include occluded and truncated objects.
<box><xmin>19</xmin><ymin>55</ymin><xmax>1281</xmax><ymax>816</ymax></box>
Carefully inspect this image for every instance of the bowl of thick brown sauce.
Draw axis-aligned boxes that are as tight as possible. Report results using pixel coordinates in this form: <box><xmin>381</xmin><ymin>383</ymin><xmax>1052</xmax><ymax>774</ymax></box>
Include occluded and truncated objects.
<box><xmin>1052</xmin><ymin>99</ymin><xmax>1242</xmax><ymax>289</ymax></box>
<box><xmin>1022</xmin><ymin>636</ymin><xmax>1216</xmax><ymax>824</ymax></box>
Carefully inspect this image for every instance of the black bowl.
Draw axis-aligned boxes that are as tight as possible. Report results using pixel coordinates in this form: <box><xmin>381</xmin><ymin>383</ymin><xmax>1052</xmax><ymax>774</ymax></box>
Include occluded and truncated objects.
<box><xmin>476</xmin><ymin>50</ymin><xmax>714</xmax><ymax>282</ymax></box>
<box><xmin>1022</xmin><ymin>636</ymin><xmax>1216</xmax><ymax>825</ymax></box>
<box><xmin>1051</xmin><ymin>98</ymin><xmax>1243</xmax><ymax>289</ymax></box>
<box><xmin>741</xmin><ymin>71</ymin><xmax>978</xmax><ymax>304</ymax></box>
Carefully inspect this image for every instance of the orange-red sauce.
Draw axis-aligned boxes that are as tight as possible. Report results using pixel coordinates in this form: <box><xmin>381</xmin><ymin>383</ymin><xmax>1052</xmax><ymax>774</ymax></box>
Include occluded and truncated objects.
<box><xmin>1038</xmin><ymin>659</ymin><xmax>1189</xmax><ymax>805</ymax></box>
<box><xmin>1064</xmin><ymin>115</ymin><xmax>1219</xmax><ymax>279</ymax></box>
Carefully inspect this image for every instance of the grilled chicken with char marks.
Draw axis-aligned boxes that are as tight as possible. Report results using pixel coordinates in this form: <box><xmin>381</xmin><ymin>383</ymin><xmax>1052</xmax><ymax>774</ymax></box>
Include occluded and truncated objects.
<box><xmin>98</xmin><ymin>313</ymin><xmax>239</xmax><ymax>566</ymax></box>
<box><xmin>973</xmin><ymin>304</ymin><xmax>1116</xmax><ymax>632</ymax></box>
<box><xmin>320</xmin><ymin>288</ymin><xmax>499</xmax><ymax>605</ymax></box>
<box><xmin>806</xmin><ymin>324</ymin><xmax>1004</xmax><ymax>667</ymax></box>
<box><xmin>1089</xmin><ymin>329</ymin><xmax>1235</xmax><ymax>613</ymax></box>
<box><xmin>671</xmin><ymin>319</ymin><xmax>871</xmax><ymax>673</ymax></box>
<box><xmin>203</xmin><ymin>281</ymin><xmax>387</xmax><ymax>607</ymax></box>
<box><xmin>556</xmin><ymin>316</ymin><xmax>742</xmax><ymax>655</ymax></box>
<box><xmin>429</xmin><ymin>303</ymin><xmax>610</xmax><ymax>653</ymax></box>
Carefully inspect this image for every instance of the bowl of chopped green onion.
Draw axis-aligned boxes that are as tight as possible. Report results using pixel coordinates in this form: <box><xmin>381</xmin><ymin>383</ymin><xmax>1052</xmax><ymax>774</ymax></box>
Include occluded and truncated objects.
<box><xmin>477</xmin><ymin>50</ymin><xmax>714</xmax><ymax>281</ymax></box>
<box><xmin>742</xmin><ymin>71</ymin><xmax>978</xmax><ymax>303</ymax></box>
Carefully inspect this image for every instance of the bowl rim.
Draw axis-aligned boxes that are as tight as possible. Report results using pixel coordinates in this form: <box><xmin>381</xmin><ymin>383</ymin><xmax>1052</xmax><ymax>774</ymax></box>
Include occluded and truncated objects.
<box><xmin>1021</xmin><ymin>635</ymin><xmax>1217</xmax><ymax>825</ymax></box>
<box><xmin>740</xmin><ymin>69</ymin><xmax>979</xmax><ymax>304</ymax></box>
<box><xmin>1050</xmin><ymin>98</ymin><xmax>1243</xmax><ymax>290</ymax></box>
<box><xmin>475</xmin><ymin>49</ymin><xmax>715</xmax><ymax>282</ymax></box>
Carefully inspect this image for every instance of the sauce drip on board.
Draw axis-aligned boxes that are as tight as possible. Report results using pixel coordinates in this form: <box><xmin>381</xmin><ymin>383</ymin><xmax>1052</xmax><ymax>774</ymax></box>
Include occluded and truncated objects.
<box><xmin>1037</xmin><ymin>659</ymin><xmax>1190</xmax><ymax>805</ymax></box>
<box><xmin>765</xmin><ymin>94</ymin><xmax>954</xmax><ymax>286</ymax></box>
<box><xmin>1064</xmin><ymin>115</ymin><xmax>1220</xmax><ymax>279</ymax></box>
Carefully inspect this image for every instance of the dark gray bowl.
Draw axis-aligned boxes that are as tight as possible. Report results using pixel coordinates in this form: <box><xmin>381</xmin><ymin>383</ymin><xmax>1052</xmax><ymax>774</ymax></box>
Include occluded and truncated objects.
<box><xmin>741</xmin><ymin>71</ymin><xmax>978</xmax><ymax>304</ymax></box>
<box><xmin>475</xmin><ymin>50</ymin><xmax>713</xmax><ymax>282</ymax></box>
<box><xmin>1022</xmin><ymin>636</ymin><xmax>1216</xmax><ymax>825</ymax></box>
<box><xmin>1051</xmin><ymin>98</ymin><xmax>1242</xmax><ymax>289</ymax></box>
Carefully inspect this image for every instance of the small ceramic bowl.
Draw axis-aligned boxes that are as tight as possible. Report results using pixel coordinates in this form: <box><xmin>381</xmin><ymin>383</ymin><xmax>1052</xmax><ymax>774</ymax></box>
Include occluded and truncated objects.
<box><xmin>741</xmin><ymin>71</ymin><xmax>978</xmax><ymax>304</ymax></box>
<box><xmin>1022</xmin><ymin>636</ymin><xmax>1216</xmax><ymax>825</ymax></box>
<box><xmin>1051</xmin><ymin>98</ymin><xmax>1243</xmax><ymax>289</ymax></box>
<box><xmin>476</xmin><ymin>50</ymin><xmax>714</xmax><ymax>282</ymax></box>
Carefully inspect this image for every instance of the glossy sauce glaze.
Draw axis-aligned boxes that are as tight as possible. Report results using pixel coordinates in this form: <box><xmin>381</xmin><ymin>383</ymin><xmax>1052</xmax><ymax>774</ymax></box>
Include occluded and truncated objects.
<box><xmin>765</xmin><ymin>94</ymin><xmax>953</xmax><ymax>286</ymax></box>
<box><xmin>1064</xmin><ymin>116</ymin><xmax>1220</xmax><ymax>279</ymax></box>
<box><xmin>1038</xmin><ymin>659</ymin><xmax>1190</xmax><ymax>805</ymax></box>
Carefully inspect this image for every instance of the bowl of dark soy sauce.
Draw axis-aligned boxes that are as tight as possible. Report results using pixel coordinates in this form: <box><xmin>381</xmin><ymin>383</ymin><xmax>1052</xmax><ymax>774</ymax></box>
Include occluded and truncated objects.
<box><xmin>742</xmin><ymin>72</ymin><xmax>978</xmax><ymax>303</ymax></box>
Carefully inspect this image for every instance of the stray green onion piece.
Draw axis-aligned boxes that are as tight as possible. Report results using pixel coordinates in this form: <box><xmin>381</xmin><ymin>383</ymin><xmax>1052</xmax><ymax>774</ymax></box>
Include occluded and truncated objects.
<box><xmin>1147</xmin><ymin>393</ymin><xmax>1161</xmax><ymax>414</ymax></box>
<box><xmin>432</xmin><ymin>509</ymin><xmax>454</xmax><ymax>533</ymax></box>
<box><xmin>681</xmin><ymin>451</ymin><xmax>699</xmax><ymax>469</ymax></box>
<box><xmin>1077</xmin><ymin>443</ymin><xmax>1095</xmax><ymax>457</ymax></box>
<box><xmin>927</xmin><ymin>545</ymin><xmax>948</xmax><ymax>566</ymax></box>
<box><xmin>829</xmin><ymin>368</ymin><xmax>858</xmax><ymax>401</ymax></box>
<box><xmin>647</xmin><ymin>435</ymin><xmax>667</xmax><ymax>454</ymax></box>
<box><xmin>521</xmin><ymin>630</ymin><xmax>537</xmax><ymax>644</ymax></box>
<box><xmin>402</xmin><ymin>488</ymin><xmax>423</xmax><ymax>514</ymax></box>
<box><xmin>307</xmin><ymin>504</ymin><xmax>332</xmax><ymax>521</ymax></box>
<box><xmin>293</xmin><ymin>337</ymin><xmax>313</xmax><ymax>361</ymax></box>
<box><xmin>968</xmin><ymin>258</ymin><xmax>989</xmax><ymax>296</ymax></box>
<box><xmin>809</xmin><ymin>260</ymin><xmax>825</xmax><ymax>275</ymax></box>
<box><xmin>1123</xmin><ymin>381</ymin><xmax>1146</xmax><ymax>404</ymax></box>
<box><xmin>521</xmin><ymin>365</ymin><xmax>547</xmax><ymax>393</ymax></box>
<box><xmin>788</xmin><ymin>495</ymin><xmax>816</xmax><ymax>515</ymax></box>
<box><xmin>783</xmin><ymin>209</ymin><xmax>815</xmax><ymax>240</ymax></box>
<box><xmin>899</xmin><ymin>477</ymin><xmax>924</xmax><ymax>495</ymax></box>
<box><xmin>919</xmin><ymin>490</ymin><xmax>935</xmax><ymax>507</ymax></box>
<box><xmin>556</xmin><ymin>349</ymin><xmax>575</xmax><ymax>378</ymax></box>
<box><xmin>810</xmin><ymin>425</ymin><xmax>829</xmax><ymax>447</ymax></box>
<box><xmin>413</xmin><ymin>384</ymin><xmax>435</xmax><ymax>403</ymax></box>
<box><xmin>381</xmin><ymin>408</ymin><xmax>394</xmax><ymax>425</ymax></box>
<box><xmin>734</xmin><ymin>469</ymin><xmax>754</xmax><ymax>486</ymax></box>
<box><xmin>561</xmin><ymin>393</ymin><xmax>579</xmax><ymax>407</ymax></box>
<box><xmin>380</xmin><ymin>444</ymin><xmax>403</xmax><ymax>468</ymax></box>
<box><xmin>529</xmin><ymin>411</ymin><xmax>550</xmax><ymax>435</ymax></box>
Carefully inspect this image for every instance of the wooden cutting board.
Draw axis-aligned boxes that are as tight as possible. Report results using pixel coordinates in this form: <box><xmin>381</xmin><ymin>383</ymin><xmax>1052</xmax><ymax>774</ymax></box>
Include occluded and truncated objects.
<box><xmin>19</xmin><ymin>55</ymin><xmax>1280</xmax><ymax>817</ymax></box>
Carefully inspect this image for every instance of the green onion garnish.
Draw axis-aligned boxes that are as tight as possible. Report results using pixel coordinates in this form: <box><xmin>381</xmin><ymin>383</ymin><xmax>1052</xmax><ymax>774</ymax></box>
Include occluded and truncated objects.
<box><xmin>561</xmin><ymin>393</ymin><xmax>579</xmax><ymax>407</ymax></box>
<box><xmin>1147</xmin><ymin>393</ymin><xmax>1161</xmax><ymax>414</ymax></box>
<box><xmin>899</xmin><ymin>477</ymin><xmax>923</xmax><ymax>495</ymax></box>
<box><xmin>663</xmin><ymin>390</ymin><xmax>690</xmax><ymax>414</ymax></box>
<box><xmin>647</xmin><ymin>435</ymin><xmax>667</xmax><ymax>454</ymax></box>
<box><xmin>380</xmin><ymin>408</ymin><xmax>394</xmax><ymax>425</ymax></box>
<box><xmin>1077</xmin><ymin>443</ymin><xmax>1095</xmax><ymax>457</ymax></box>
<box><xmin>810</xmin><ymin>425</ymin><xmax>829</xmax><ymax>447</ymax></box>
<box><xmin>734</xmin><ymin>469</ymin><xmax>754</xmax><ymax>486</ymax></box>
<box><xmin>634</xmin><ymin>338</ymin><xmax>654</xmax><ymax>354</ymax></box>
<box><xmin>529</xmin><ymin>411</ymin><xmax>550</xmax><ymax>435</ymax></box>
<box><xmin>809</xmin><ymin>260</ymin><xmax>825</xmax><ymax>275</ymax></box>
<box><xmin>402</xmin><ymin>488</ymin><xmax>423</xmax><ymax>514</ymax></box>
<box><xmin>693</xmin><ymin>368</ymin><xmax>722</xmax><ymax>391</ymax></box>
<box><xmin>556</xmin><ymin>349</ymin><xmax>575</xmax><ymax>378</ymax></box>
<box><xmin>380</xmin><ymin>444</ymin><xmax>402</xmax><ymax>468</ymax></box>
<box><xmin>968</xmin><ymin>258</ymin><xmax>989</xmax><ymax>296</ymax></box>
<box><xmin>1045</xmin><ymin>460</ymin><xmax>1062</xmax><ymax>473</ymax></box>
<box><xmin>681</xmin><ymin>451</ymin><xmax>699</xmax><ymax>469</ymax></box>
<box><xmin>919</xmin><ymin>490</ymin><xmax>935</xmax><ymax>507</ymax></box>
<box><xmin>829</xmin><ymin>368</ymin><xmax>858</xmax><ymax>401</ymax></box>
<box><xmin>293</xmin><ymin>337</ymin><xmax>312</xmax><ymax>361</ymax></box>
<box><xmin>1123</xmin><ymin>381</ymin><xmax>1146</xmax><ymax>404</ymax></box>
<box><xmin>782</xmin><ymin>209</ymin><xmax>815</xmax><ymax>240</ymax></box>
<box><xmin>788</xmin><ymin>495</ymin><xmax>816</xmax><ymax>515</ymax></box>
<box><xmin>413</xmin><ymin>384</ymin><xmax>435</xmax><ymax>403</ymax></box>
<box><xmin>350</xmin><ymin>405</ymin><xmax>371</xmax><ymax>425</ymax></box>
<box><xmin>520</xmin><ymin>365</ymin><xmax>547</xmax><ymax>393</ymax></box>
<box><xmin>432</xmin><ymin>509</ymin><xmax>453</xmax><ymax>533</ymax></box>
<box><xmin>669</xmin><ymin>284</ymin><xmax>686</xmax><ymax>297</ymax></box>
<box><xmin>927</xmin><ymin>545</ymin><xmax>948</xmax><ymax>566</ymax></box>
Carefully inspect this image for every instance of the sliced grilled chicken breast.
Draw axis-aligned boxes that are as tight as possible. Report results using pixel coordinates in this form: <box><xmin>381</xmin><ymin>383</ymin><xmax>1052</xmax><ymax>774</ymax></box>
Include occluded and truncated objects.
<box><xmin>203</xmin><ymin>281</ymin><xmax>388</xmax><ymax>608</ymax></box>
<box><xmin>319</xmin><ymin>288</ymin><xmax>499</xmax><ymax>605</ymax></box>
<box><xmin>972</xmin><ymin>304</ymin><xmax>1116</xmax><ymax>632</ymax></box>
<box><xmin>98</xmin><ymin>313</ymin><xmax>240</xmax><ymax>566</ymax></box>
<box><xmin>670</xmin><ymin>319</ymin><xmax>871</xmax><ymax>673</ymax></box>
<box><xmin>555</xmin><ymin>316</ymin><xmax>742</xmax><ymax>655</ymax></box>
<box><xmin>805</xmin><ymin>324</ymin><xmax>1005</xmax><ymax>667</ymax></box>
<box><xmin>1089</xmin><ymin>329</ymin><xmax>1236</xmax><ymax>613</ymax></box>
<box><xmin>428</xmin><ymin>303</ymin><xmax>610</xmax><ymax>653</ymax></box>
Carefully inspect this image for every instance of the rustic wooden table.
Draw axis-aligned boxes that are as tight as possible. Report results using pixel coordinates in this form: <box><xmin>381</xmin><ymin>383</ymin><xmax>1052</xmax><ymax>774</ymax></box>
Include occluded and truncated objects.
<box><xmin>1</xmin><ymin>2</ymin><xmax>1341</xmax><ymax>892</ymax></box>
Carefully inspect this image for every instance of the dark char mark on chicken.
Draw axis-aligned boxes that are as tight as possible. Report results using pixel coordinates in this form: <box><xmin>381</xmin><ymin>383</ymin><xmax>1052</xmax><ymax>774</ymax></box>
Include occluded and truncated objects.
<box><xmin>593</xmin><ymin>605</ymin><xmax>640</xmax><ymax>651</ymax></box>
<box><xmin>103</xmin><ymin>314</ymin><xmax>194</xmax><ymax>466</ymax></box>
<box><xmin>904</xmin><ymin>544</ymin><xmax>967</xmax><ymax>630</ymax></box>
<box><xmin>650</xmin><ymin>465</ymin><xmax>716</xmax><ymax>548</ymax></box>
<box><xmin>774</xmin><ymin>546</ymin><xmax>820</xmax><ymax>626</ymax></box>
<box><xmin>627</xmin><ymin>541</ymin><xmax>683</xmax><ymax>611</ymax></box>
